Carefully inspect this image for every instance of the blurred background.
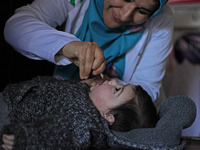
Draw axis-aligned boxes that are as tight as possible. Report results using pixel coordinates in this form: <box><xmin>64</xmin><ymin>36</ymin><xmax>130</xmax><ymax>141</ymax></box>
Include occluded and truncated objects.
<box><xmin>163</xmin><ymin>0</ymin><xmax>200</xmax><ymax>138</ymax></box>
<box><xmin>0</xmin><ymin>0</ymin><xmax>54</xmax><ymax>92</ymax></box>
<box><xmin>0</xmin><ymin>0</ymin><xmax>200</xmax><ymax>138</ymax></box>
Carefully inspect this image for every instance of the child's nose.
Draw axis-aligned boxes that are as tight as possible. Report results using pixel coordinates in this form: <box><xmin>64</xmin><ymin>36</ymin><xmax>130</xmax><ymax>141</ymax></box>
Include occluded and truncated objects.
<box><xmin>109</xmin><ymin>79</ymin><xmax>118</xmax><ymax>85</ymax></box>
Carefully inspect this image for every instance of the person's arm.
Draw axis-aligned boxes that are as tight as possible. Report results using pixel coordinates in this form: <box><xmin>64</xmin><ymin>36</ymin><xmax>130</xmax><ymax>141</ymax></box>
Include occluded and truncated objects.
<box><xmin>4</xmin><ymin>0</ymin><xmax>76</xmax><ymax>64</ymax></box>
<box><xmin>125</xmin><ymin>6</ymin><xmax>174</xmax><ymax>101</ymax></box>
<box><xmin>4</xmin><ymin>0</ymin><xmax>106</xmax><ymax>79</ymax></box>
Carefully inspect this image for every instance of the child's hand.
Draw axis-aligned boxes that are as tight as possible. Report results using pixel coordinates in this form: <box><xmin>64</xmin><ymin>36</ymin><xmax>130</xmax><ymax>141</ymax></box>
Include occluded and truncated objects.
<box><xmin>2</xmin><ymin>134</ymin><xmax>14</xmax><ymax>150</ymax></box>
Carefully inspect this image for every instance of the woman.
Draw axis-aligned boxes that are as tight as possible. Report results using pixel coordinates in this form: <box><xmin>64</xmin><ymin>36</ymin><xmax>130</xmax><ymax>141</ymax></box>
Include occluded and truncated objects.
<box><xmin>4</xmin><ymin>0</ymin><xmax>173</xmax><ymax>101</ymax></box>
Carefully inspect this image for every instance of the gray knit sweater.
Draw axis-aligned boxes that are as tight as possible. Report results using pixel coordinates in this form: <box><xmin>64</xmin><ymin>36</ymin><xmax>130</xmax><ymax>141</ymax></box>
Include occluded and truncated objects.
<box><xmin>0</xmin><ymin>76</ymin><xmax>196</xmax><ymax>150</ymax></box>
<box><xmin>1</xmin><ymin>76</ymin><xmax>109</xmax><ymax>149</ymax></box>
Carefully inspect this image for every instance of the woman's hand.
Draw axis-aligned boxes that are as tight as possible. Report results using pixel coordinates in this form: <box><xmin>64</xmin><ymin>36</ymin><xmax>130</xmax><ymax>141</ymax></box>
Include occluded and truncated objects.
<box><xmin>2</xmin><ymin>134</ymin><xmax>14</xmax><ymax>150</ymax></box>
<box><xmin>58</xmin><ymin>41</ymin><xmax>106</xmax><ymax>79</ymax></box>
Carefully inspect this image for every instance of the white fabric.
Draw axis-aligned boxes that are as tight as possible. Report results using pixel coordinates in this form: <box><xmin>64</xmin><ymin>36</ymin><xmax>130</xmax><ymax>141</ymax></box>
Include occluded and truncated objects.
<box><xmin>4</xmin><ymin>0</ymin><xmax>174</xmax><ymax>101</ymax></box>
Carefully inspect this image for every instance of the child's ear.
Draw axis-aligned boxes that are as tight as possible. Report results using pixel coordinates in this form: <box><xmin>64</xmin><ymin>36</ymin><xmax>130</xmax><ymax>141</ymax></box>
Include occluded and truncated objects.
<box><xmin>103</xmin><ymin>113</ymin><xmax>115</xmax><ymax>125</ymax></box>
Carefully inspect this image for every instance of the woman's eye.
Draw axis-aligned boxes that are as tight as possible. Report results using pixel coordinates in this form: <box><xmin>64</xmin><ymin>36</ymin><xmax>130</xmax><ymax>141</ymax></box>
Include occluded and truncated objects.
<box><xmin>137</xmin><ymin>8</ymin><xmax>149</xmax><ymax>15</ymax></box>
<box><xmin>124</xmin><ymin>0</ymin><xmax>132</xmax><ymax>2</ymax></box>
<box><xmin>114</xmin><ymin>88</ymin><xmax>121</xmax><ymax>93</ymax></box>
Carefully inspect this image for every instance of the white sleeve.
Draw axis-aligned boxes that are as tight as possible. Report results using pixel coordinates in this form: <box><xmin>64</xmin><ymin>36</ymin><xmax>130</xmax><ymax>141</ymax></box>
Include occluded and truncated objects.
<box><xmin>125</xmin><ymin>6</ymin><xmax>174</xmax><ymax>101</ymax></box>
<box><xmin>4</xmin><ymin>0</ymin><xmax>81</xmax><ymax>65</ymax></box>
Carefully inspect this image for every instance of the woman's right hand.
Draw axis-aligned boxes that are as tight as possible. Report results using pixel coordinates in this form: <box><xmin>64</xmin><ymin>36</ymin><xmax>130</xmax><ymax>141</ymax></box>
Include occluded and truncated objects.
<box><xmin>58</xmin><ymin>41</ymin><xmax>106</xmax><ymax>79</ymax></box>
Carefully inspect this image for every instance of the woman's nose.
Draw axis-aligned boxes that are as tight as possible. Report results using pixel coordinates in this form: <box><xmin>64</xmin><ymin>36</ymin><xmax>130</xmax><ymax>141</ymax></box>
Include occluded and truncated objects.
<box><xmin>120</xmin><ymin>3</ymin><xmax>136</xmax><ymax>22</ymax></box>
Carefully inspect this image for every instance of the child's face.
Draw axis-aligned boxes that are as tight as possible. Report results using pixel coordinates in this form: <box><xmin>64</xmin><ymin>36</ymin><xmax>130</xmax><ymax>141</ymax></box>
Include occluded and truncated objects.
<box><xmin>89</xmin><ymin>79</ymin><xmax>136</xmax><ymax>115</ymax></box>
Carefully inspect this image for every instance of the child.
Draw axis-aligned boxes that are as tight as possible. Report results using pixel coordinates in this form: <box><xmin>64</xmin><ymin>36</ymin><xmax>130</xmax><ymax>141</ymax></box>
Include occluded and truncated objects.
<box><xmin>1</xmin><ymin>76</ymin><xmax>158</xmax><ymax>149</ymax></box>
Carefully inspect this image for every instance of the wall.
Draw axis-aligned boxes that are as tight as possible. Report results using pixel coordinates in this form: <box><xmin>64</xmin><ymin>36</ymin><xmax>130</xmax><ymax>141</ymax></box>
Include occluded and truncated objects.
<box><xmin>164</xmin><ymin>2</ymin><xmax>200</xmax><ymax>137</ymax></box>
<box><xmin>0</xmin><ymin>0</ymin><xmax>54</xmax><ymax>92</ymax></box>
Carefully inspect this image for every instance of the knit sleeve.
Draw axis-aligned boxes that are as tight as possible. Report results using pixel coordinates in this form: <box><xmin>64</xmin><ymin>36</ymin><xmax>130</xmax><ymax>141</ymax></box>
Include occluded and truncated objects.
<box><xmin>1</xmin><ymin>117</ymin><xmax>101</xmax><ymax>149</ymax></box>
<box><xmin>1</xmin><ymin>119</ymin><xmax>72</xmax><ymax>149</ymax></box>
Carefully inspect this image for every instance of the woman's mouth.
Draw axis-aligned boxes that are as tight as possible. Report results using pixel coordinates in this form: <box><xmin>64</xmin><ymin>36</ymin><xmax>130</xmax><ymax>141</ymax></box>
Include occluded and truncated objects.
<box><xmin>112</xmin><ymin>10</ymin><xmax>121</xmax><ymax>23</ymax></box>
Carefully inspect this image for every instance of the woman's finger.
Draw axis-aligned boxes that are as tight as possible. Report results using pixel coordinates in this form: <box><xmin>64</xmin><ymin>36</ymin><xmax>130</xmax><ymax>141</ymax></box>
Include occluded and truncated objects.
<box><xmin>83</xmin><ymin>44</ymin><xmax>95</xmax><ymax>79</ymax></box>
<box><xmin>79</xmin><ymin>43</ymin><xmax>94</xmax><ymax>79</ymax></box>
<box><xmin>92</xmin><ymin>43</ymin><xmax>106</xmax><ymax>72</ymax></box>
<box><xmin>92</xmin><ymin>59</ymin><xmax>107</xmax><ymax>76</ymax></box>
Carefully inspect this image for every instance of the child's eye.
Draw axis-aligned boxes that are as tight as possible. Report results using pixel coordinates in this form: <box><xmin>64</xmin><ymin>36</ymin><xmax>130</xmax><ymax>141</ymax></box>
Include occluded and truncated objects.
<box><xmin>124</xmin><ymin>0</ymin><xmax>132</xmax><ymax>2</ymax></box>
<box><xmin>114</xmin><ymin>88</ymin><xmax>121</xmax><ymax>93</ymax></box>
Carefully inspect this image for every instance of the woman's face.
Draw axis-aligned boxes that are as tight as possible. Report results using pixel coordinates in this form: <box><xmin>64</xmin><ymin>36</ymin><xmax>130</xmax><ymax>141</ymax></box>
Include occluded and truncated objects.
<box><xmin>103</xmin><ymin>0</ymin><xmax>158</xmax><ymax>28</ymax></box>
<box><xmin>89</xmin><ymin>79</ymin><xmax>136</xmax><ymax>115</ymax></box>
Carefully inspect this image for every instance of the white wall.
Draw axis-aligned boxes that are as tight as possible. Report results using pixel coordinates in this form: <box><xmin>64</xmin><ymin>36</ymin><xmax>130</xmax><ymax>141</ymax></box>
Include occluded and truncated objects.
<box><xmin>163</xmin><ymin>3</ymin><xmax>200</xmax><ymax>137</ymax></box>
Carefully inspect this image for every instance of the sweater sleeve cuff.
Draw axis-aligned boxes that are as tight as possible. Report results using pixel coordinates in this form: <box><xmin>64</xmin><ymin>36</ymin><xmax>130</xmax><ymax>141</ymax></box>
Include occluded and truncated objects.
<box><xmin>1</xmin><ymin>124</ymin><xmax>27</xmax><ymax>149</ymax></box>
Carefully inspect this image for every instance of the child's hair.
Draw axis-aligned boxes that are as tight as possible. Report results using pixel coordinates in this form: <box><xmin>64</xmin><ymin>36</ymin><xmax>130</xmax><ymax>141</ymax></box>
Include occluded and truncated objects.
<box><xmin>108</xmin><ymin>85</ymin><xmax>158</xmax><ymax>132</ymax></box>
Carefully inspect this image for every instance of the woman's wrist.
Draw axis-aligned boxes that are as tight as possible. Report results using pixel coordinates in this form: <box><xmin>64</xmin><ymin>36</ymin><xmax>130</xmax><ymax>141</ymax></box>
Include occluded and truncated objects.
<box><xmin>57</xmin><ymin>47</ymin><xmax>64</xmax><ymax>55</ymax></box>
